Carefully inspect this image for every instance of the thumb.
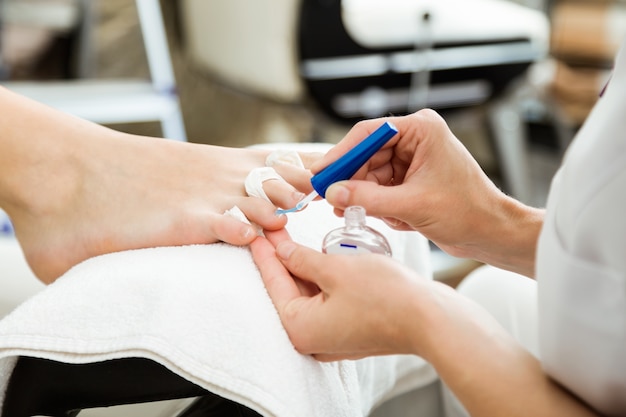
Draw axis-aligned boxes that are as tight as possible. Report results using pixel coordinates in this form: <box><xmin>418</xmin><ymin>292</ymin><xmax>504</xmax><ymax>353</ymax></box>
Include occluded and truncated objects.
<box><xmin>275</xmin><ymin>241</ymin><xmax>336</xmax><ymax>291</ymax></box>
<box><xmin>325</xmin><ymin>180</ymin><xmax>411</xmax><ymax>222</ymax></box>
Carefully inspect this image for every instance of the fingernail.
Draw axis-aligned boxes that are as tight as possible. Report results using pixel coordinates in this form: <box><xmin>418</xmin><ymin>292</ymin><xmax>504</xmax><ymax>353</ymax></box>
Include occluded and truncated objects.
<box><xmin>276</xmin><ymin>241</ymin><xmax>297</xmax><ymax>260</ymax></box>
<box><xmin>241</xmin><ymin>225</ymin><xmax>254</xmax><ymax>239</ymax></box>
<box><xmin>326</xmin><ymin>183</ymin><xmax>349</xmax><ymax>207</ymax></box>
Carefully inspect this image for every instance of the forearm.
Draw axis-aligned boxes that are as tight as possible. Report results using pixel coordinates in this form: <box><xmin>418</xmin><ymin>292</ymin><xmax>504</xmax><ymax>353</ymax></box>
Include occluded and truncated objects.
<box><xmin>413</xmin><ymin>283</ymin><xmax>598</xmax><ymax>417</ymax></box>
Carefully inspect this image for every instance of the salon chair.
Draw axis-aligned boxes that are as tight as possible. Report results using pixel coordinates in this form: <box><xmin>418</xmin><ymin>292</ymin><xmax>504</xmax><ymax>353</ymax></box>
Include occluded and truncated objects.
<box><xmin>0</xmin><ymin>242</ymin><xmax>262</xmax><ymax>417</ymax></box>
<box><xmin>0</xmin><ymin>236</ymin><xmax>262</xmax><ymax>417</ymax></box>
<box><xmin>181</xmin><ymin>0</ymin><xmax>548</xmax><ymax>115</ymax></box>
<box><xmin>2</xmin><ymin>357</ymin><xmax>261</xmax><ymax>417</ymax></box>
<box><xmin>297</xmin><ymin>0</ymin><xmax>548</xmax><ymax>122</ymax></box>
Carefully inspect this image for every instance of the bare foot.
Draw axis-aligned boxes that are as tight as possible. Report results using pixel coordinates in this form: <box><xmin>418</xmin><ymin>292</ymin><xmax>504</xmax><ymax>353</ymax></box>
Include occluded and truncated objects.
<box><xmin>12</xmin><ymin>133</ymin><xmax>309</xmax><ymax>282</ymax></box>
<box><xmin>0</xmin><ymin>87</ymin><xmax>309</xmax><ymax>283</ymax></box>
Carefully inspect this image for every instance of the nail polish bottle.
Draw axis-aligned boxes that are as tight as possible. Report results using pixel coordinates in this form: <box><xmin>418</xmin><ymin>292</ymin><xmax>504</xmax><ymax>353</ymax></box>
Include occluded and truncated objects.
<box><xmin>322</xmin><ymin>206</ymin><xmax>392</xmax><ymax>256</ymax></box>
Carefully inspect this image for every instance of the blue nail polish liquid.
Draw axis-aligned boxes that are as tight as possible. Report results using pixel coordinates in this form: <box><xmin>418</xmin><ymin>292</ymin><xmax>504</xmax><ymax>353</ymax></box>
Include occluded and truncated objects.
<box><xmin>0</xmin><ymin>210</ymin><xmax>14</xmax><ymax>236</ymax></box>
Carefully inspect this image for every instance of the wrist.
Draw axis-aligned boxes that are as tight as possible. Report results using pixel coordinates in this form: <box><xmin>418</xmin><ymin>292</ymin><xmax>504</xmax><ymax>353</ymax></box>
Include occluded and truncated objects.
<box><xmin>462</xmin><ymin>193</ymin><xmax>544</xmax><ymax>278</ymax></box>
<box><xmin>407</xmin><ymin>278</ymin><xmax>518</xmax><ymax>378</ymax></box>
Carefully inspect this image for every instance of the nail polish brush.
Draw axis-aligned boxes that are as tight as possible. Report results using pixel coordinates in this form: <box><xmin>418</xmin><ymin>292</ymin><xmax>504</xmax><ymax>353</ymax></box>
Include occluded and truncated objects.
<box><xmin>275</xmin><ymin>121</ymin><xmax>398</xmax><ymax>214</ymax></box>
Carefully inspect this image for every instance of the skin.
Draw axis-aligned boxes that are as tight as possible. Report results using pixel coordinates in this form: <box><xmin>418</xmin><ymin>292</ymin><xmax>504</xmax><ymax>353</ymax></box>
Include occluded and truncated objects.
<box><xmin>251</xmin><ymin>110</ymin><xmax>599</xmax><ymax>416</ymax></box>
<box><xmin>0</xmin><ymin>86</ymin><xmax>310</xmax><ymax>283</ymax></box>
<box><xmin>309</xmin><ymin>109</ymin><xmax>544</xmax><ymax>278</ymax></box>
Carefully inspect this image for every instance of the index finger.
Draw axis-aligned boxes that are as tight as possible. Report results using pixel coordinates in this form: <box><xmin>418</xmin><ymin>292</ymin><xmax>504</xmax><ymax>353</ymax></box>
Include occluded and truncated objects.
<box><xmin>250</xmin><ymin>235</ymin><xmax>301</xmax><ymax>313</ymax></box>
<box><xmin>310</xmin><ymin>117</ymin><xmax>399</xmax><ymax>174</ymax></box>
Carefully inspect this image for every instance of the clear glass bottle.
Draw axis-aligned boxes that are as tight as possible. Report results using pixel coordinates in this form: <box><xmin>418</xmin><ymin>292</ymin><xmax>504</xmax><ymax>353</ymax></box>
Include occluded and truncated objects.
<box><xmin>322</xmin><ymin>206</ymin><xmax>392</xmax><ymax>256</ymax></box>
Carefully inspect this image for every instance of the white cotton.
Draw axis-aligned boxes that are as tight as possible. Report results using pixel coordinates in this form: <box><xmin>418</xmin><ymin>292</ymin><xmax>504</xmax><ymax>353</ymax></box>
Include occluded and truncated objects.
<box><xmin>265</xmin><ymin>149</ymin><xmax>305</xmax><ymax>169</ymax></box>
<box><xmin>244</xmin><ymin>167</ymin><xmax>286</xmax><ymax>202</ymax></box>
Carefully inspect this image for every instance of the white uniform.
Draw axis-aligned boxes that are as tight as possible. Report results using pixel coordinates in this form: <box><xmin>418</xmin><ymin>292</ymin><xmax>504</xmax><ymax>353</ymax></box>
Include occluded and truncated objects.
<box><xmin>450</xmin><ymin>41</ymin><xmax>626</xmax><ymax>417</ymax></box>
<box><xmin>537</xmin><ymin>42</ymin><xmax>626</xmax><ymax>416</ymax></box>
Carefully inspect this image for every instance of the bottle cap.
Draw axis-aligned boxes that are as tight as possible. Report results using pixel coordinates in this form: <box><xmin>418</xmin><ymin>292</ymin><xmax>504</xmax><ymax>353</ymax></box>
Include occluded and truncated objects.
<box><xmin>310</xmin><ymin>122</ymin><xmax>398</xmax><ymax>197</ymax></box>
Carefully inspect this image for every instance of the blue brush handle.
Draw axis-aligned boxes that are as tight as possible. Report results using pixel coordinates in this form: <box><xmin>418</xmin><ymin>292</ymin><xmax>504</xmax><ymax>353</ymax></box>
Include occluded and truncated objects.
<box><xmin>311</xmin><ymin>121</ymin><xmax>398</xmax><ymax>198</ymax></box>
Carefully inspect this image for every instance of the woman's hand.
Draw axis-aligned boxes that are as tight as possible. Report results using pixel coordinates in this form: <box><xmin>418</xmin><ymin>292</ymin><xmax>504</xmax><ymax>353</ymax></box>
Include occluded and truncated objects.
<box><xmin>312</xmin><ymin>109</ymin><xmax>544</xmax><ymax>277</ymax></box>
<box><xmin>250</xmin><ymin>229</ymin><xmax>436</xmax><ymax>361</ymax></box>
<box><xmin>251</xmin><ymin>230</ymin><xmax>600</xmax><ymax>417</ymax></box>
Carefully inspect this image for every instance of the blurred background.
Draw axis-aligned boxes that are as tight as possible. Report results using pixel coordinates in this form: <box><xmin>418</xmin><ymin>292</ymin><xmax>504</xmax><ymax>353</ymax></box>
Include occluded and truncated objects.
<box><xmin>1</xmin><ymin>0</ymin><xmax>625</xmax><ymax>288</ymax></box>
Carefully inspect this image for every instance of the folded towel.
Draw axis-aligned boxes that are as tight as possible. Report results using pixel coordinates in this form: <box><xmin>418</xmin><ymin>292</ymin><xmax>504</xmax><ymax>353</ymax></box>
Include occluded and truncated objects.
<box><xmin>0</xmin><ymin>173</ymin><xmax>436</xmax><ymax>417</ymax></box>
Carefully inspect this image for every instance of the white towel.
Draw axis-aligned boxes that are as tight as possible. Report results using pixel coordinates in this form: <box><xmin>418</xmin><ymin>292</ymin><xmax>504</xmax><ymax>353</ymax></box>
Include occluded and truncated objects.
<box><xmin>0</xmin><ymin>176</ymin><xmax>436</xmax><ymax>417</ymax></box>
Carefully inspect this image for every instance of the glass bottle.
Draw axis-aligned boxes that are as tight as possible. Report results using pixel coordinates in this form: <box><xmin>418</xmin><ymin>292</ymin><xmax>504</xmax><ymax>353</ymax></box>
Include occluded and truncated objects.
<box><xmin>322</xmin><ymin>206</ymin><xmax>392</xmax><ymax>256</ymax></box>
